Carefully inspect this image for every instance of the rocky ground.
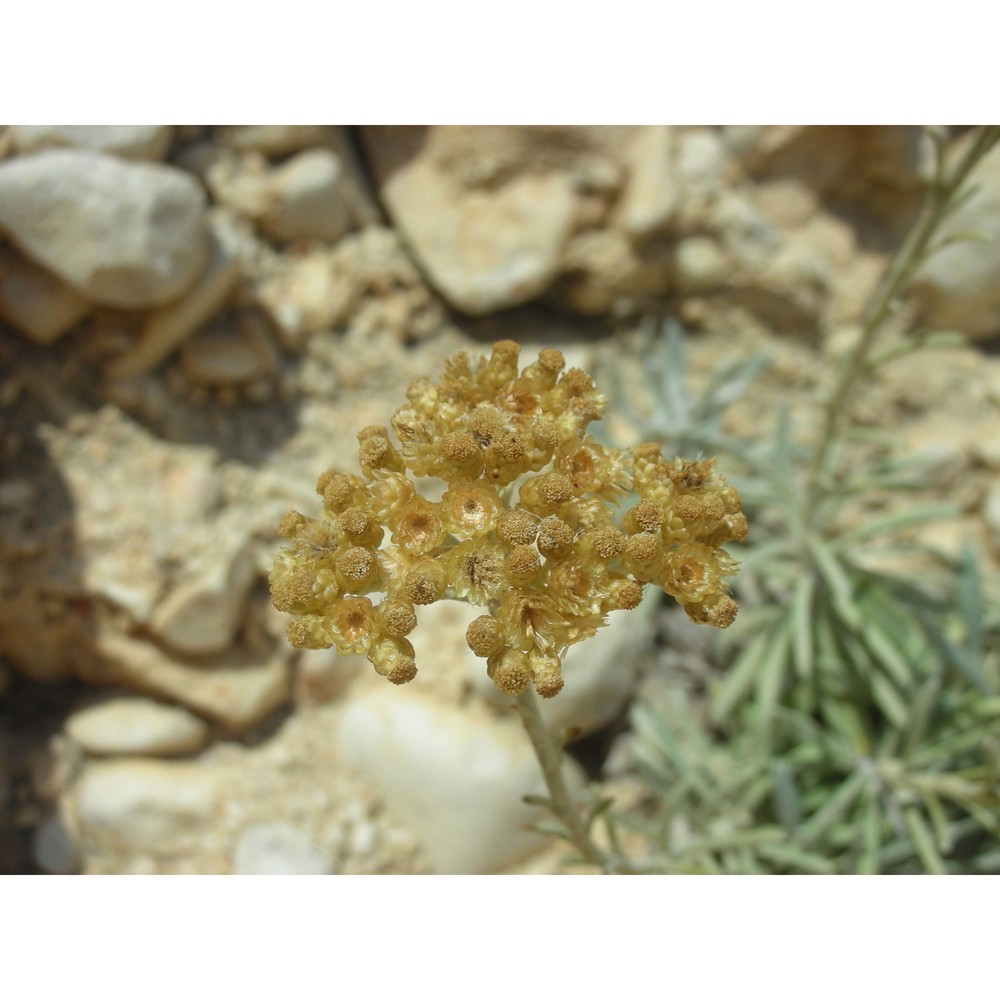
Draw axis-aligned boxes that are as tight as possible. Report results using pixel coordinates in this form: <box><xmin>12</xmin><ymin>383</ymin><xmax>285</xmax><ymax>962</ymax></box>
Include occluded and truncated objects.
<box><xmin>1</xmin><ymin>125</ymin><xmax>999</xmax><ymax>875</ymax></box>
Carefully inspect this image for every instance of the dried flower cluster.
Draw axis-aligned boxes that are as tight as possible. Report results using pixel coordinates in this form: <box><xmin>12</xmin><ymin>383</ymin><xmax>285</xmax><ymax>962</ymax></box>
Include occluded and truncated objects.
<box><xmin>271</xmin><ymin>341</ymin><xmax>747</xmax><ymax>698</ymax></box>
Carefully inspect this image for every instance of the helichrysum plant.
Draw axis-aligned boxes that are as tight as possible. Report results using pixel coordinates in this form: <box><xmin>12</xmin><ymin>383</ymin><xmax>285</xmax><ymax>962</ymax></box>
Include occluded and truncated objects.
<box><xmin>270</xmin><ymin>340</ymin><xmax>747</xmax><ymax>871</ymax></box>
<box><xmin>618</xmin><ymin>125</ymin><xmax>1000</xmax><ymax>873</ymax></box>
<box><xmin>271</xmin><ymin>340</ymin><xmax>746</xmax><ymax>698</ymax></box>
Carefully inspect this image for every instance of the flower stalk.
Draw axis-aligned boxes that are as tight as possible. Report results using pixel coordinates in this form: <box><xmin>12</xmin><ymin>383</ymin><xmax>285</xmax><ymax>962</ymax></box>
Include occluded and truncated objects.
<box><xmin>805</xmin><ymin>125</ymin><xmax>1000</xmax><ymax>515</ymax></box>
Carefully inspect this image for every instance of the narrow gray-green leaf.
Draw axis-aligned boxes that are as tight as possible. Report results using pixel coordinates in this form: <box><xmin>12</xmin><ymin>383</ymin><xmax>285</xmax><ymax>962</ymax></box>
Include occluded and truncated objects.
<box><xmin>924</xmin><ymin>627</ymin><xmax>987</xmax><ymax>692</ymax></box>
<box><xmin>920</xmin><ymin>791</ymin><xmax>953</xmax><ymax>853</ymax></box>
<box><xmin>771</xmin><ymin>759</ymin><xmax>803</xmax><ymax>830</ymax></box>
<box><xmin>757</xmin><ymin>843</ymin><xmax>837</xmax><ymax>875</ymax></box>
<box><xmin>861</xmin><ymin>618</ymin><xmax>914</xmax><ymax>690</ymax></box>
<box><xmin>858</xmin><ymin>792</ymin><xmax>882</xmax><ymax>875</ymax></box>
<box><xmin>711</xmin><ymin>630</ymin><xmax>772</xmax><ymax>723</ymax></box>
<box><xmin>790</xmin><ymin>571</ymin><xmax>815</xmax><ymax>681</ymax></box>
<box><xmin>902</xmin><ymin>806</ymin><xmax>946</xmax><ymax>875</ymax></box>
<box><xmin>798</xmin><ymin>769</ymin><xmax>868</xmax><ymax>848</ymax></box>
<box><xmin>871</xmin><ymin>674</ymin><xmax>908</xmax><ymax>729</ymax></box>
<box><xmin>834</xmin><ymin>503</ymin><xmax>956</xmax><ymax>547</ymax></box>
<box><xmin>756</xmin><ymin>620</ymin><xmax>793</xmax><ymax>725</ymax></box>
<box><xmin>806</xmin><ymin>535</ymin><xmax>862</xmax><ymax>629</ymax></box>
<box><xmin>956</xmin><ymin>545</ymin><xmax>983</xmax><ymax>662</ymax></box>
<box><xmin>901</xmin><ymin>675</ymin><xmax>942</xmax><ymax>760</ymax></box>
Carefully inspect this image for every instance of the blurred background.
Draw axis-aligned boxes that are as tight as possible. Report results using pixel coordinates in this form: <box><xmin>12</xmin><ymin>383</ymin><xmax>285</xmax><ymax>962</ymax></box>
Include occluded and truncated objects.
<box><xmin>0</xmin><ymin>124</ymin><xmax>998</xmax><ymax>874</ymax></box>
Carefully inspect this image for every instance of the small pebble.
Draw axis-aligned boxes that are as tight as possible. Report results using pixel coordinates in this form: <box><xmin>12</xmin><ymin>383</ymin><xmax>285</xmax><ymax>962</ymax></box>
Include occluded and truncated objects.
<box><xmin>232</xmin><ymin>822</ymin><xmax>332</xmax><ymax>875</ymax></box>
<box><xmin>33</xmin><ymin>816</ymin><xmax>79</xmax><ymax>874</ymax></box>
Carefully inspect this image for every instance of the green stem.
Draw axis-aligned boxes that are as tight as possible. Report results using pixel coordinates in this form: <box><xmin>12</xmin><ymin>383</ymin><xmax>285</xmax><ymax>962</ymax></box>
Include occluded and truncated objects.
<box><xmin>514</xmin><ymin>685</ymin><xmax>610</xmax><ymax>869</ymax></box>
<box><xmin>804</xmin><ymin>125</ymin><xmax>1000</xmax><ymax>516</ymax></box>
<box><xmin>513</xmin><ymin>686</ymin><xmax>669</xmax><ymax>874</ymax></box>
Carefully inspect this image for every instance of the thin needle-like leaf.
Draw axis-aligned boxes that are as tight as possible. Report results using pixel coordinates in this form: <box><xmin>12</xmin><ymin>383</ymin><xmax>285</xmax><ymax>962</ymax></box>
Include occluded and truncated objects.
<box><xmin>903</xmin><ymin>806</ymin><xmax>946</xmax><ymax>875</ymax></box>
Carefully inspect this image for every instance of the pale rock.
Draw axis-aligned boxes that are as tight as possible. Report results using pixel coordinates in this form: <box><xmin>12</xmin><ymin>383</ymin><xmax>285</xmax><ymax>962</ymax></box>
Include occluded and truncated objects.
<box><xmin>161</xmin><ymin>453</ymin><xmax>222</xmax><ymax>520</ymax></box>
<box><xmin>912</xmin><ymin>138</ymin><xmax>1000</xmax><ymax>340</ymax></box>
<box><xmin>721</xmin><ymin>125</ymin><xmax>767</xmax><ymax>158</ymax></box>
<box><xmin>822</xmin><ymin>324</ymin><xmax>863</xmax><ymax>363</ymax></box>
<box><xmin>0</xmin><ymin>244</ymin><xmax>91</xmax><ymax>344</ymax></box>
<box><xmin>0</xmin><ymin>150</ymin><xmax>208</xmax><ymax>309</ymax></box>
<box><xmin>66</xmin><ymin>697</ymin><xmax>210</xmax><ymax>757</ymax></box>
<box><xmin>180</xmin><ymin>327</ymin><xmax>269</xmax><ymax>385</ymax></box>
<box><xmin>559</xmin><ymin>227</ymin><xmax>672</xmax><ymax>314</ymax></box>
<box><xmin>903</xmin><ymin>422</ymin><xmax>972</xmax><ymax>488</ymax></box>
<box><xmin>674</xmin><ymin>236</ymin><xmax>730</xmax><ymax>291</ymax></box>
<box><xmin>209</xmin><ymin>143</ymin><xmax>374</xmax><ymax>244</ymax></box>
<box><xmin>32</xmin><ymin>816</ymin><xmax>79</xmax><ymax>874</ymax></box>
<box><xmin>753</xmin><ymin>177</ymin><xmax>820</xmax><ymax>230</ymax></box>
<box><xmin>766</xmin><ymin>212</ymin><xmax>855</xmax><ymax>291</ymax></box>
<box><xmin>335</xmin><ymin>685</ymin><xmax>584</xmax><ymax>873</ymax></box>
<box><xmin>11</xmin><ymin>125</ymin><xmax>174</xmax><ymax>162</ymax></box>
<box><xmin>259</xmin><ymin>149</ymin><xmax>354</xmax><ymax>244</ymax></box>
<box><xmin>78</xmin><ymin>630</ymin><xmax>290</xmax><ymax>732</ymax></box>
<box><xmin>920</xmin><ymin>518</ymin><xmax>974</xmax><ymax>560</ymax></box>
<box><xmin>322</xmin><ymin>128</ymin><xmax>382</xmax><ymax>227</ymax></box>
<box><xmin>219</xmin><ymin>125</ymin><xmax>338</xmax><ymax>158</ymax></box>
<box><xmin>675</xmin><ymin>129</ymin><xmax>728</xmax><ymax>194</ymax></box>
<box><xmin>711</xmin><ymin>191</ymin><xmax>781</xmax><ymax>270</ymax></box>
<box><xmin>910</xmin><ymin>441</ymin><xmax>970</xmax><ymax>489</ymax></box>
<box><xmin>255</xmin><ymin>251</ymin><xmax>356</xmax><ymax>343</ymax></box>
<box><xmin>971</xmin><ymin>436</ymin><xmax>1000</xmax><ymax>471</ymax></box>
<box><xmin>205</xmin><ymin>152</ymin><xmax>274</xmax><ymax>217</ymax></box>
<box><xmin>984</xmin><ymin>483</ymin><xmax>1000</xmax><ymax>550</ymax></box>
<box><xmin>232</xmin><ymin>821</ymin><xmax>332</xmax><ymax>874</ymax></box>
<box><xmin>105</xmin><ymin>211</ymin><xmax>242</xmax><ymax>379</ymax></box>
<box><xmin>368</xmin><ymin>133</ymin><xmax>577</xmax><ymax>313</ymax></box>
<box><xmin>149</xmin><ymin>535</ymin><xmax>258</xmax><ymax>655</ymax></box>
<box><xmin>75</xmin><ymin>759</ymin><xmax>221</xmax><ymax>853</ymax></box>
<box><xmin>348</xmin><ymin>819</ymin><xmax>376</xmax><ymax>857</ymax></box>
<box><xmin>617</xmin><ymin>125</ymin><xmax>677</xmax><ymax>237</ymax></box>
<box><xmin>55</xmin><ymin>434</ymin><xmax>223</xmax><ymax>626</ymax></box>
<box><xmin>985</xmin><ymin>366</ymin><xmax>1000</xmax><ymax>408</ymax></box>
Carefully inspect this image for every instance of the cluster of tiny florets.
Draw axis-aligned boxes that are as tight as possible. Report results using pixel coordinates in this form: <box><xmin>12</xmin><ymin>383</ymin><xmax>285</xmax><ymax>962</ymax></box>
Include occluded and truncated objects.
<box><xmin>270</xmin><ymin>341</ymin><xmax>747</xmax><ymax>698</ymax></box>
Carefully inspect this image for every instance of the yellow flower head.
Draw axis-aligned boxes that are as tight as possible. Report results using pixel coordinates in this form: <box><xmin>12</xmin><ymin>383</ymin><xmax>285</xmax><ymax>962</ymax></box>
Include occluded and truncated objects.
<box><xmin>270</xmin><ymin>342</ymin><xmax>746</xmax><ymax>697</ymax></box>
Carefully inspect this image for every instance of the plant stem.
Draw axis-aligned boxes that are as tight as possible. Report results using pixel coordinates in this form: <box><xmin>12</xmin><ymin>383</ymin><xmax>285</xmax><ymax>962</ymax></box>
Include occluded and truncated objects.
<box><xmin>514</xmin><ymin>685</ymin><xmax>611</xmax><ymax>869</ymax></box>
<box><xmin>804</xmin><ymin>125</ymin><xmax>1000</xmax><ymax>514</ymax></box>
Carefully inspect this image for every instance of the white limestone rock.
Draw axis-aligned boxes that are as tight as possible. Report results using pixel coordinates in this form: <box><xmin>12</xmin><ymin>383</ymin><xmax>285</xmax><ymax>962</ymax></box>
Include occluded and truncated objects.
<box><xmin>254</xmin><ymin>250</ymin><xmax>357</xmax><ymax>343</ymax></box>
<box><xmin>79</xmin><ymin>630</ymin><xmax>290</xmax><ymax>733</ymax></box>
<box><xmin>335</xmin><ymin>684</ymin><xmax>584</xmax><ymax>873</ymax></box>
<box><xmin>218</xmin><ymin>125</ymin><xmax>337</xmax><ymax>158</ymax></box>
<box><xmin>74</xmin><ymin>759</ymin><xmax>221</xmax><ymax>853</ymax></box>
<box><xmin>0</xmin><ymin>149</ymin><xmax>208</xmax><ymax>309</ymax></box>
<box><xmin>148</xmin><ymin>536</ymin><xmax>257</xmax><ymax>656</ymax></box>
<box><xmin>11</xmin><ymin>125</ymin><xmax>174</xmax><ymax>162</ymax></box>
<box><xmin>32</xmin><ymin>816</ymin><xmax>80</xmax><ymax>874</ymax></box>
<box><xmin>365</xmin><ymin>129</ymin><xmax>577</xmax><ymax>314</ymax></box>
<box><xmin>105</xmin><ymin>212</ymin><xmax>242</xmax><ymax>379</ymax></box>
<box><xmin>617</xmin><ymin>125</ymin><xmax>677</xmax><ymax>237</ymax></box>
<box><xmin>259</xmin><ymin>149</ymin><xmax>355</xmax><ymax>244</ymax></box>
<box><xmin>66</xmin><ymin>697</ymin><xmax>210</xmax><ymax>757</ymax></box>
<box><xmin>232</xmin><ymin>821</ymin><xmax>332</xmax><ymax>874</ymax></box>
<box><xmin>984</xmin><ymin>482</ymin><xmax>1000</xmax><ymax>551</ymax></box>
<box><xmin>912</xmin><ymin>137</ymin><xmax>1000</xmax><ymax>340</ymax></box>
